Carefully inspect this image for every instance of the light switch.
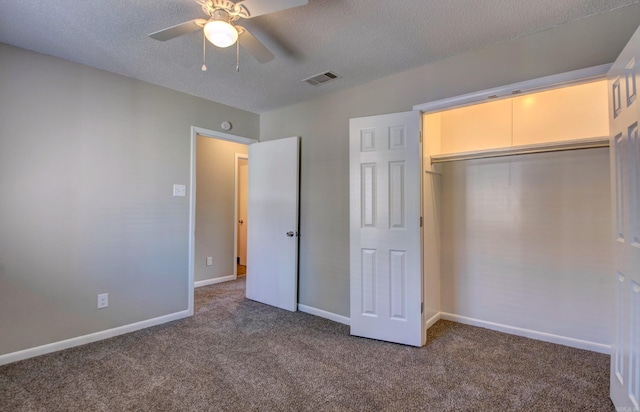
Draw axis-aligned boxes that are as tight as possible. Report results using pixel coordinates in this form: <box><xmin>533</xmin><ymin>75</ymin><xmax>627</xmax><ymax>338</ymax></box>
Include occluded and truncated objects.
<box><xmin>97</xmin><ymin>293</ymin><xmax>108</xmax><ymax>309</ymax></box>
<box><xmin>173</xmin><ymin>184</ymin><xmax>186</xmax><ymax>197</ymax></box>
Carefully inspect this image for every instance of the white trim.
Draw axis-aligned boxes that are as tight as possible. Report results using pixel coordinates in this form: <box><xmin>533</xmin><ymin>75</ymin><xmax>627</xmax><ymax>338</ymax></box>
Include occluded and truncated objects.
<box><xmin>424</xmin><ymin>312</ymin><xmax>441</xmax><ymax>330</ymax></box>
<box><xmin>192</xmin><ymin>127</ymin><xmax>257</xmax><ymax>145</ymax></box>
<box><xmin>413</xmin><ymin>64</ymin><xmax>611</xmax><ymax>114</ymax></box>
<box><xmin>439</xmin><ymin>312</ymin><xmax>610</xmax><ymax>354</ymax></box>
<box><xmin>189</xmin><ymin>126</ymin><xmax>258</xmax><ymax>316</ymax></box>
<box><xmin>233</xmin><ymin>153</ymin><xmax>249</xmax><ymax>277</ymax></box>
<box><xmin>430</xmin><ymin>136</ymin><xmax>610</xmax><ymax>164</ymax></box>
<box><xmin>298</xmin><ymin>304</ymin><xmax>351</xmax><ymax>326</ymax></box>
<box><xmin>194</xmin><ymin>275</ymin><xmax>236</xmax><ymax>288</ymax></box>
<box><xmin>0</xmin><ymin>310</ymin><xmax>190</xmax><ymax>366</ymax></box>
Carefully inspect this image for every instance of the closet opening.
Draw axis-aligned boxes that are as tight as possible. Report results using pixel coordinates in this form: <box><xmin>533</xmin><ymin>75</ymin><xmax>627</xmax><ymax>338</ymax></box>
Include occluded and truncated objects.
<box><xmin>420</xmin><ymin>77</ymin><xmax>613</xmax><ymax>353</ymax></box>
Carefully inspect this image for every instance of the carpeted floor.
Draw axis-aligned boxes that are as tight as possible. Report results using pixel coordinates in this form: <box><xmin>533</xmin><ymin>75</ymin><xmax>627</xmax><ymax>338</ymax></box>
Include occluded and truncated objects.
<box><xmin>0</xmin><ymin>278</ymin><xmax>614</xmax><ymax>411</ymax></box>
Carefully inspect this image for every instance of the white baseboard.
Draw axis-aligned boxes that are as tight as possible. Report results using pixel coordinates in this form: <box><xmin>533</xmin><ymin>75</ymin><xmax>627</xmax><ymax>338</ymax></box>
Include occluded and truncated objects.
<box><xmin>425</xmin><ymin>312</ymin><xmax>441</xmax><ymax>329</ymax></box>
<box><xmin>298</xmin><ymin>304</ymin><xmax>350</xmax><ymax>326</ymax></box>
<box><xmin>194</xmin><ymin>275</ymin><xmax>236</xmax><ymax>288</ymax></box>
<box><xmin>439</xmin><ymin>312</ymin><xmax>610</xmax><ymax>354</ymax></box>
<box><xmin>0</xmin><ymin>309</ymin><xmax>191</xmax><ymax>366</ymax></box>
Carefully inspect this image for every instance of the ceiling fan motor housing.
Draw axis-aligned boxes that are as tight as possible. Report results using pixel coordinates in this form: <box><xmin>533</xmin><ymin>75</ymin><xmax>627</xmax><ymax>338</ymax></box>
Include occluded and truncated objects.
<box><xmin>212</xmin><ymin>9</ymin><xmax>232</xmax><ymax>23</ymax></box>
<box><xmin>199</xmin><ymin>0</ymin><xmax>248</xmax><ymax>19</ymax></box>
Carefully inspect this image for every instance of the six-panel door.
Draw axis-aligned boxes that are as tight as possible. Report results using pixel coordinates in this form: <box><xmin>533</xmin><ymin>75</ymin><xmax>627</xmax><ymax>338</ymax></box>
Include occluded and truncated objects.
<box><xmin>349</xmin><ymin>111</ymin><xmax>424</xmax><ymax>347</ymax></box>
<box><xmin>608</xmin><ymin>25</ymin><xmax>640</xmax><ymax>411</ymax></box>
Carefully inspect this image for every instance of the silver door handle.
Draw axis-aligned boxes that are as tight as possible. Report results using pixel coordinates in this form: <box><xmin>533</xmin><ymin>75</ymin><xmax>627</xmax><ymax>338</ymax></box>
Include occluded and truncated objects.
<box><xmin>286</xmin><ymin>231</ymin><xmax>295</xmax><ymax>237</ymax></box>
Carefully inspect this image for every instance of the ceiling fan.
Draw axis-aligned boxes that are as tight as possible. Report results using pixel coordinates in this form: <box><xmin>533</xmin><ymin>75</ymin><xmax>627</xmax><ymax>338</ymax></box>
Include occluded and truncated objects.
<box><xmin>149</xmin><ymin>0</ymin><xmax>308</xmax><ymax>64</ymax></box>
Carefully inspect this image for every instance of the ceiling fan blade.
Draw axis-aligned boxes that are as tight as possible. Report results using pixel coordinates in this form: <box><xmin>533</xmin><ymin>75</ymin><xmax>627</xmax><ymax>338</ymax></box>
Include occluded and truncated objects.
<box><xmin>149</xmin><ymin>19</ymin><xmax>207</xmax><ymax>41</ymax></box>
<box><xmin>237</xmin><ymin>26</ymin><xmax>274</xmax><ymax>63</ymax></box>
<box><xmin>235</xmin><ymin>0</ymin><xmax>308</xmax><ymax>18</ymax></box>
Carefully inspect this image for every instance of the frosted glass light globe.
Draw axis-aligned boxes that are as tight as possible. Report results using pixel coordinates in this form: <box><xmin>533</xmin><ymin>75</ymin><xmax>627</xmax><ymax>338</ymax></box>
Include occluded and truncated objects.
<box><xmin>204</xmin><ymin>20</ymin><xmax>238</xmax><ymax>48</ymax></box>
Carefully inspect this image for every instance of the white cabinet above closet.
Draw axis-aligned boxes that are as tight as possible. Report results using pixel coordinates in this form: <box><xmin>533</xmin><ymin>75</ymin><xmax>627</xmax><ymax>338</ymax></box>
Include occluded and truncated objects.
<box><xmin>424</xmin><ymin>79</ymin><xmax>609</xmax><ymax>161</ymax></box>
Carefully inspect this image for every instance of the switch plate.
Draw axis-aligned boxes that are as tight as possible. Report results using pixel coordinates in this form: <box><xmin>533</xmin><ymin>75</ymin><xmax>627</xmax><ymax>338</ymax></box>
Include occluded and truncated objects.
<box><xmin>173</xmin><ymin>184</ymin><xmax>186</xmax><ymax>197</ymax></box>
<box><xmin>206</xmin><ymin>257</ymin><xmax>213</xmax><ymax>266</ymax></box>
<box><xmin>97</xmin><ymin>293</ymin><xmax>109</xmax><ymax>309</ymax></box>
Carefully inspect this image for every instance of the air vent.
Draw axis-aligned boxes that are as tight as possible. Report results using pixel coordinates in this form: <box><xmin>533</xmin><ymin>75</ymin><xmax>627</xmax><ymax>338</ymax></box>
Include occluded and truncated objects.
<box><xmin>302</xmin><ymin>71</ymin><xmax>341</xmax><ymax>86</ymax></box>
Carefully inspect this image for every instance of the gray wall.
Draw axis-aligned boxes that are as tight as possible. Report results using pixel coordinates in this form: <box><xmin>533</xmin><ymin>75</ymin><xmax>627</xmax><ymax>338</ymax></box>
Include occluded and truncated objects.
<box><xmin>260</xmin><ymin>5</ymin><xmax>640</xmax><ymax>317</ymax></box>
<box><xmin>0</xmin><ymin>44</ymin><xmax>258</xmax><ymax>355</ymax></box>
<box><xmin>195</xmin><ymin>136</ymin><xmax>248</xmax><ymax>282</ymax></box>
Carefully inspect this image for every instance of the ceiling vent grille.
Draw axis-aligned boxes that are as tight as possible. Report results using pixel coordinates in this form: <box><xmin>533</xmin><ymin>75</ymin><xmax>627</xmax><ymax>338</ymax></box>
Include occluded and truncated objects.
<box><xmin>302</xmin><ymin>71</ymin><xmax>340</xmax><ymax>86</ymax></box>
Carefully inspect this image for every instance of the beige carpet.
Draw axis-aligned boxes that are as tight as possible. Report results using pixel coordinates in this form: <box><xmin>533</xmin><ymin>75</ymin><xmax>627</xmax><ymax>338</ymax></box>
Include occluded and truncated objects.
<box><xmin>0</xmin><ymin>278</ymin><xmax>613</xmax><ymax>411</ymax></box>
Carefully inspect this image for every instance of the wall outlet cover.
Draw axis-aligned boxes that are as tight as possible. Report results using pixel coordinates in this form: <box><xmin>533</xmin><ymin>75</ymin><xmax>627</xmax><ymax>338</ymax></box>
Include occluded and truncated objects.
<box><xmin>173</xmin><ymin>184</ymin><xmax>186</xmax><ymax>197</ymax></box>
<box><xmin>97</xmin><ymin>293</ymin><xmax>109</xmax><ymax>309</ymax></box>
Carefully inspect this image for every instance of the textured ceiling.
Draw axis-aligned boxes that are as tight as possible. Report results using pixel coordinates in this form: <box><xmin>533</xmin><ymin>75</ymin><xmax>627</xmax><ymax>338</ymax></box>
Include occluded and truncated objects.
<box><xmin>1</xmin><ymin>0</ymin><xmax>639</xmax><ymax>113</ymax></box>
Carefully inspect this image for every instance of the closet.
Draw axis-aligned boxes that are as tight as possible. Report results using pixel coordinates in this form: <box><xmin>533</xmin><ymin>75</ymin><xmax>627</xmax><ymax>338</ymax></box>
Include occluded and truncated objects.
<box><xmin>422</xmin><ymin>79</ymin><xmax>612</xmax><ymax>351</ymax></box>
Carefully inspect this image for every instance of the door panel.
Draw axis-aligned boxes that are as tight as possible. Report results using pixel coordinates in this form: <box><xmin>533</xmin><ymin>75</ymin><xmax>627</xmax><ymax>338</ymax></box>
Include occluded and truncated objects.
<box><xmin>245</xmin><ymin>137</ymin><xmax>299</xmax><ymax>312</ymax></box>
<box><xmin>349</xmin><ymin>111</ymin><xmax>423</xmax><ymax>347</ymax></box>
<box><xmin>609</xmin><ymin>25</ymin><xmax>640</xmax><ymax>411</ymax></box>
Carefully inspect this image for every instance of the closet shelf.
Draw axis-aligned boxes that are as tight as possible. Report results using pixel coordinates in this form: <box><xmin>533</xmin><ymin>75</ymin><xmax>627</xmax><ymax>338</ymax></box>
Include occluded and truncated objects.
<box><xmin>430</xmin><ymin>136</ymin><xmax>609</xmax><ymax>164</ymax></box>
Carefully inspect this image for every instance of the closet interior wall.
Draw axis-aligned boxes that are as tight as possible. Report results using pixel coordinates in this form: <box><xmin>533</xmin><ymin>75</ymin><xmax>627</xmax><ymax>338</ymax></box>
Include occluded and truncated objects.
<box><xmin>438</xmin><ymin>149</ymin><xmax>612</xmax><ymax>346</ymax></box>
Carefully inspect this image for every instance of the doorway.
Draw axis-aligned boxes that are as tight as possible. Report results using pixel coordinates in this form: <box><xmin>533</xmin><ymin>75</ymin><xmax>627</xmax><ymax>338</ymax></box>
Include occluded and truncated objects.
<box><xmin>235</xmin><ymin>154</ymin><xmax>248</xmax><ymax>277</ymax></box>
<box><xmin>189</xmin><ymin>127</ymin><xmax>256</xmax><ymax>297</ymax></box>
<box><xmin>188</xmin><ymin>126</ymin><xmax>301</xmax><ymax>316</ymax></box>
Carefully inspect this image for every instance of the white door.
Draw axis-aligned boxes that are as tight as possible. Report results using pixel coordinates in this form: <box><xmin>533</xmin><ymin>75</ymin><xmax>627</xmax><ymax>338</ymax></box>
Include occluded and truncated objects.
<box><xmin>246</xmin><ymin>137</ymin><xmax>299</xmax><ymax>312</ymax></box>
<box><xmin>609</xmin><ymin>25</ymin><xmax>640</xmax><ymax>411</ymax></box>
<box><xmin>237</xmin><ymin>157</ymin><xmax>248</xmax><ymax>266</ymax></box>
<box><xmin>349</xmin><ymin>111</ymin><xmax>424</xmax><ymax>347</ymax></box>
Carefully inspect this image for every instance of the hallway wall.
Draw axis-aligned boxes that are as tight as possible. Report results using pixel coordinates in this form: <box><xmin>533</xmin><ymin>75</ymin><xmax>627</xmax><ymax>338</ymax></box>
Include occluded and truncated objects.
<box><xmin>195</xmin><ymin>136</ymin><xmax>248</xmax><ymax>283</ymax></box>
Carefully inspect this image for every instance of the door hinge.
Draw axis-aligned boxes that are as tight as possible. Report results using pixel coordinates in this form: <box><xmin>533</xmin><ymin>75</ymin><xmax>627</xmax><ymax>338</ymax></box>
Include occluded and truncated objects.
<box><xmin>419</xmin><ymin>131</ymin><xmax>422</xmax><ymax>143</ymax></box>
<box><xmin>421</xmin><ymin>302</ymin><xmax>424</xmax><ymax>314</ymax></box>
<box><xmin>420</xmin><ymin>216</ymin><xmax>423</xmax><ymax>227</ymax></box>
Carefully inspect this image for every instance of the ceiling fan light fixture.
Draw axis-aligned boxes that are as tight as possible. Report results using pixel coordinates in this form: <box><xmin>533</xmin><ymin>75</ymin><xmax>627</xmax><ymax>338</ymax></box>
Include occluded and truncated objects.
<box><xmin>204</xmin><ymin>20</ymin><xmax>238</xmax><ymax>48</ymax></box>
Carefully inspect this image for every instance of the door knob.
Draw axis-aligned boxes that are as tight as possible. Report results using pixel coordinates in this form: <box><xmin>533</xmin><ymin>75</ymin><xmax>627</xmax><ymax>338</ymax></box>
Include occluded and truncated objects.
<box><xmin>286</xmin><ymin>231</ymin><xmax>295</xmax><ymax>237</ymax></box>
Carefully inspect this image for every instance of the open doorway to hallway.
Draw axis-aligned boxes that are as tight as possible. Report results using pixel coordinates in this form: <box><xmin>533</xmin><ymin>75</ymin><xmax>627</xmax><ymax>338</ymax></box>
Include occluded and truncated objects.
<box><xmin>194</xmin><ymin>134</ymin><xmax>249</xmax><ymax>287</ymax></box>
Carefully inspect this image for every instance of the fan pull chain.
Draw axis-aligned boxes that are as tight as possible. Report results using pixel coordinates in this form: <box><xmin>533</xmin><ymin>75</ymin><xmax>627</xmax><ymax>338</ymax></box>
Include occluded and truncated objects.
<box><xmin>236</xmin><ymin>40</ymin><xmax>240</xmax><ymax>72</ymax></box>
<box><xmin>202</xmin><ymin>31</ymin><xmax>207</xmax><ymax>71</ymax></box>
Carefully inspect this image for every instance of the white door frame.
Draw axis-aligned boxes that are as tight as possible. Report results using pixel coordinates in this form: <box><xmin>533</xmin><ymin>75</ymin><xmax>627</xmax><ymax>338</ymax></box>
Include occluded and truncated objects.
<box><xmin>188</xmin><ymin>126</ymin><xmax>257</xmax><ymax>315</ymax></box>
<box><xmin>233</xmin><ymin>152</ymin><xmax>249</xmax><ymax>276</ymax></box>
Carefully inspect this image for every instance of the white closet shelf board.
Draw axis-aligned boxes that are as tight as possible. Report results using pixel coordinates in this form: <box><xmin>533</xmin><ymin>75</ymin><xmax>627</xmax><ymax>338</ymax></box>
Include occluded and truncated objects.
<box><xmin>430</xmin><ymin>136</ymin><xmax>610</xmax><ymax>164</ymax></box>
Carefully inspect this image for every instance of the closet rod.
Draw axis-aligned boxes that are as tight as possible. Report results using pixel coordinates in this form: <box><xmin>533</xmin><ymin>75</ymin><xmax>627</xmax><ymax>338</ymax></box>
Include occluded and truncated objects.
<box><xmin>430</xmin><ymin>137</ymin><xmax>609</xmax><ymax>164</ymax></box>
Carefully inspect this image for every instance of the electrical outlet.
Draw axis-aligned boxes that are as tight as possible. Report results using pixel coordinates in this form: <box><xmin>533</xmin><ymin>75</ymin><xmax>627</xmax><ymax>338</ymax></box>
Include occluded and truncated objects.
<box><xmin>172</xmin><ymin>184</ymin><xmax>186</xmax><ymax>197</ymax></box>
<box><xmin>97</xmin><ymin>293</ymin><xmax>109</xmax><ymax>309</ymax></box>
<box><xmin>206</xmin><ymin>256</ymin><xmax>213</xmax><ymax>266</ymax></box>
